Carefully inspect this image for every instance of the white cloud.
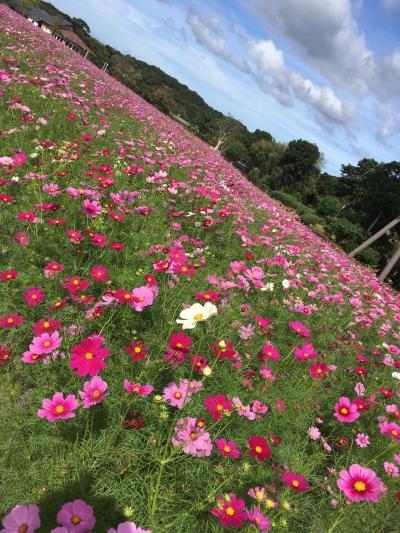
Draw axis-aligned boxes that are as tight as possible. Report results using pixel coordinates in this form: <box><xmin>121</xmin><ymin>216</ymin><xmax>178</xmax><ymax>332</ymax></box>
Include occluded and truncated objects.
<box><xmin>381</xmin><ymin>0</ymin><xmax>400</xmax><ymax>10</ymax></box>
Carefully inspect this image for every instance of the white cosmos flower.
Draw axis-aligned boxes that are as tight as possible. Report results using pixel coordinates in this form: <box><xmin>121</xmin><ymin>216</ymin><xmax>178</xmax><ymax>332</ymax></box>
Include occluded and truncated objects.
<box><xmin>176</xmin><ymin>302</ymin><xmax>217</xmax><ymax>330</ymax></box>
<box><xmin>392</xmin><ymin>372</ymin><xmax>400</xmax><ymax>381</ymax></box>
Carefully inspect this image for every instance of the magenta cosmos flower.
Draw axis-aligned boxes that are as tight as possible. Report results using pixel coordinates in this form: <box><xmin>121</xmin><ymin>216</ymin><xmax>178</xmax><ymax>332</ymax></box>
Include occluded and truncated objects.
<box><xmin>37</xmin><ymin>392</ymin><xmax>78</xmax><ymax>422</ymax></box>
<box><xmin>1</xmin><ymin>504</ymin><xmax>40</xmax><ymax>533</ymax></box>
<box><xmin>107</xmin><ymin>522</ymin><xmax>152</xmax><ymax>533</ymax></box>
<box><xmin>211</xmin><ymin>493</ymin><xmax>247</xmax><ymax>528</ymax></box>
<box><xmin>57</xmin><ymin>500</ymin><xmax>95</xmax><ymax>533</ymax></box>
<box><xmin>215</xmin><ymin>438</ymin><xmax>241</xmax><ymax>458</ymax></box>
<box><xmin>70</xmin><ymin>335</ymin><xmax>110</xmax><ymax>376</ymax></box>
<box><xmin>334</xmin><ymin>397</ymin><xmax>360</xmax><ymax>423</ymax></box>
<box><xmin>82</xmin><ymin>199</ymin><xmax>102</xmax><ymax>218</ymax></box>
<box><xmin>337</xmin><ymin>464</ymin><xmax>383</xmax><ymax>502</ymax></box>
<box><xmin>79</xmin><ymin>376</ymin><xmax>108</xmax><ymax>408</ymax></box>
<box><xmin>23</xmin><ymin>287</ymin><xmax>45</xmax><ymax>308</ymax></box>
<box><xmin>282</xmin><ymin>472</ymin><xmax>310</xmax><ymax>492</ymax></box>
<box><xmin>29</xmin><ymin>331</ymin><xmax>62</xmax><ymax>355</ymax></box>
<box><xmin>294</xmin><ymin>342</ymin><xmax>317</xmax><ymax>361</ymax></box>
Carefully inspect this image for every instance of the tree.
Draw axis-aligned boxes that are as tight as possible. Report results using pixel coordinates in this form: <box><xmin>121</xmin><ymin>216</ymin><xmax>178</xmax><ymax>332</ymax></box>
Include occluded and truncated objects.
<box><xmin>20</xmin><ymin>0</ymin><xmax>40</xmax><ymax>14</ymax></box>
<box><xmin>273</xmin><ymin>139</ymin><xmax>321</xmax><ymax>201</ymax></box>
<box><xmin>250</xmin><ymin>139</ymin><xmax>285</xmax><ymax>178</ymax></box>
<box><xmin>211</xmin><ymin>114</ymin><xmax>243</xmax><ymax>153</ymax></box>
<box><xmin>72</xmin><ymin>17</ymin><xmax>91</xmax><ymax>33</ymax></box>
<box><xmin>224</xmin><ymin>140</ymin><xmax>247</xmax><ymax>166</ymax></box>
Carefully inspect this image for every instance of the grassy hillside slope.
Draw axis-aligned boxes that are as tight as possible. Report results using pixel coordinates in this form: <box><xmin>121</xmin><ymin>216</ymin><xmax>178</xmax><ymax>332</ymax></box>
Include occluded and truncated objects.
<box><xmin>1</xmin><ymin>6</ymin><xmax>400</xmax><ymax>532</ymax></box>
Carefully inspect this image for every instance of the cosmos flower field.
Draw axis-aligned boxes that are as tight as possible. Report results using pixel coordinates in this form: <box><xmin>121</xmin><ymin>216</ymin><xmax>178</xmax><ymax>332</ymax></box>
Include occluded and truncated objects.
<box><xmin>1</xmin><ymin>5</ymin><xmax>400</xmax><ymax>532</ymax></box>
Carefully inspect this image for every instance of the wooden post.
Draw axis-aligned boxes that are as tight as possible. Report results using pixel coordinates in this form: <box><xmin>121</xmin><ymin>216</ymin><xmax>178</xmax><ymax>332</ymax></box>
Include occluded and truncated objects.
<box><xmin>348</xmin><ymin>216</ymin><xmax>400</xmax><ymax>257</ymax></box>
<box><xmin>378</xmin><ymin>245</ymin><xmax>400</xmax><ymax>282</ymax></box>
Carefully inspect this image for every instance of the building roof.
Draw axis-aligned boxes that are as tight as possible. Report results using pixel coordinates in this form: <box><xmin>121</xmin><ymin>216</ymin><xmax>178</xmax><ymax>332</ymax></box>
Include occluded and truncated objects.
<box><xmin>58</xmin><ymin>28</ymin><xmax>93</xmax><ymax>54</ymax></box>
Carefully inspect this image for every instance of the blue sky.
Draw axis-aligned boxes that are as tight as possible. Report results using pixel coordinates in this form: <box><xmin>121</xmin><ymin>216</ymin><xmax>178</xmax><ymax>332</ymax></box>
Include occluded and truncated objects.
<box><xmin>50</xmin><ymin>0</ymin><xmax>400</xmax><ymax>174</ymax></box>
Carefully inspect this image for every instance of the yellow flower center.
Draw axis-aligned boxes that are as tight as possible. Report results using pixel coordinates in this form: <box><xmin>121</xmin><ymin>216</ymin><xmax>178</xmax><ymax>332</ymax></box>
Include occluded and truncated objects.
<box><xmin>124</xmin><ymin>293</ymin><xmax>131</xmax><ymax>299</ymax></box>
<box><xmin>354</xmin><ymin>481</ymin><xmax>366</xmax><ymax>492</ymax></box>
<box><xmin>255</xmin><ymin>446</ymin><xmax>262</xmax><ymax>453</ymax></box>
<box><xmin>92</xmin><ymin>390</ymin><xmax>101</xmax><ymax>398</ymax></box>
<box><xmin>340</xmin><ymin>407</ymin><xmax>348</xmax><ymax>415</ymax></box>
<box><xmin>292</xmin><ymin>480</ymin><xmax>299</xmax><ymax>487</ymax></box>
<box><xmin>223</xmin><ymin>446</ymin><xmax>231</xmax><ymax>453</ymax></box>
<box><xmin>73</xmin><ymin>280</ymin><xmax>79</xmax><ymax>285</ymax></box>
<box><xmin>31</xmin><ymin>294</ymin><xmax>37</xmax><ymax>299</ymax></box>
<box><xmin>6</xmin><ymin>274</ymin><xmax>12</xmax><ymax>279</ymax></box>
<box><xmin>18</xmin><ymin>525</ymin><xmax>28</xmax><ymax>533</ymax></box>
<box><xmin>174</xmin><ymin>392</ymin><xmax>181</xmax><ymax>399</ymax></box>
<box><xmin>255</xmin><ymin>491</ymin><xmax>264</xmax><ymax>501</ymax></box>
<box><xmin>43</xmin><ymin>341</ymin><xmax>51</xmax><ymax>347</ymax></box>
<box><xmin>85</xmin><ymin>352</ymin><xmax>93</xmax><ymax>360</ymax></box>
<box><xmin>216</xmin><ymin>404</ymin><xmax>223</xmax><ymax>411</ymax></box>
<box><xmin>134</xmin><ymin>347</ymin><xmax>142</xmax><ymax>353</ymax></box>
<box><xmin>7</xmin><ymin>318</ymin><xmax>14</xmax><ymax>324</ymax></box>
<box><xmin>194</xmin><ymin>313</ymin><xmax>204</xmax><ymax>320</ymax></box>
<box><xmin>44</xmin><ymin>321</ymin><xmax>50</xmax><ymax>328</ymax></box>
<box><xmin>138</xmin><ymin>296</ymin><xmax>145</xmax><ymax>302</ymax></box>
<box><xmin>55</xmin><ymin>405</ymin><xmax>64</xmax><ymax>414</ymax></box>
<box><xmin>226</xmin><ymin>507</ymin><xmax>235</xmax><ymax>516</ymax></box>
<box><xmin>71</xmin><ymin>515</ymin><xmax>81</xmax><ymax>524</ymax></box>
<box><xmin>176</xmin><ymin>342</ymin><xmax>183</xmax><ymax>348</ymax></box>
<box><xmin>303</xmin><ymin>353</ymin><xmax>309</xmax><ymax>358</ymax></box>
<box><xmin>392</xmin><ymin>430</ymin><xmax>398</xmax><ymax>436</ymax></box>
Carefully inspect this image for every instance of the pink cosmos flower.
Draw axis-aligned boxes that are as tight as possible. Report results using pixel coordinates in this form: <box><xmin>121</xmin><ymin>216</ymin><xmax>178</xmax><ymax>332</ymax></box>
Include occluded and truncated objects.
<box><xmin>70</xmin><ymin>335</ymin><xmax>110</xmax><ymax>376</ymax></box>
<box><xmin>130</xmin><ymin>286</ymin><xmax>155</xmax><ymax>311</ymax></box>
<box><xmin>334</xmin><ymin>397</ymin><xmax>360</xmax><ymax>423</ymax></box>
<box><xmin>252</xmin><ymin>400</ymin><xmax>268</xmax><ymax>415</ymax></box>
<box><xmin>162</xmin><ymin>380</ymin><xmax>201</xmax><ymax>408</ymax></box>
<box><xmin>215</xmin><ymin>438</ymin><xmax>241</xmax><ymax>458</ymax></box>
<box><xmin>384</xmin><ymin>462</ymin><xmax>399</xmax><ymax>477</ymax></box>
<box><xmin>259</xmin><ymin>366</ymin><xmax>275</xmax><ymax>381</ymax></box>
<box><xmin>91</xmin><ymin>233</ymin><xmax>107</xmax><ymax>247</ymax></box>
<box><xmin>289</xmin><ymin>321</ymin><xmax>311</xmax><ymax>338</ymax></box>
<box><xmin>355</xmin><ymin>433</ymin><xmax>370</xmax><ymax>448</ymax></box>
<box><xmin>337</xmin><ymin>464</ymin><xmax>383</xmax><ymax>502</ymax></box>
<box><xmin>57</xmin><ymin>500</ymin><xmax>96</xmax><ymax>533</ymax></box>
<box><xmin>15</xmin><ymin>231</ymin><xmax>30</xmax><ymax>246</ymax></box>
<box><xmin>380</xmin><ymin>420</ymin><xmax>400</xmax><ymax>441</ymax></box>
<box><xmin>79</xmin><ymin>376</ymin><xmax>108</xmax><ymax>408</ymax></box>
<box><xmin>282</xmin><ymin>472</ymin><xmax>310</xmax><ymax>492</ymax></box>
<box><xmin>1</xmin><ymin>504</ymin><xmax>40</xmax><ymax>533</ymax></box>
<box><xmin>107</xmin><ymin>522</ymin><xmax>152</xmax><ymax>533</ymax></box>
<box><xmin>29</xmin><ymin>331</ymin><xmax>62</xmax><ymax>355</ymax></box>
<box><xmin>37</xmin><ymin>392</ymin><xmax>78</xmax><ymax>422</ymax></box>
<box><xmin>82</xmin><ymin>199</ymin><xmax>102</xmax><ymax>218</ymax></box>
<box><xmin>308</xmin><ymin>426</ymin><xmax>321</xmax><ymax>440</ymax></box>
<box><xmin>294</xmin><ymin>342</ymin><xmax>317</xmax><ymax>361</ymax></box>
<box><xmin>172</xmin><ymin>417</ymin><xmax>212</xmax><ymax>457</ymax></box>
<box><xmin>211</xmin><ymin>493</ymin><xmax>247</xmax><ymax>528</ymax></box>
<box><xmin>124</xmin><ymin>380</ymin><xmax>153</xmax><ymax>396</ymax></box>
<box><xmin>247</xmin><ymin>506</ymin><xmax>271</xmax><ymax>531</ymax></box>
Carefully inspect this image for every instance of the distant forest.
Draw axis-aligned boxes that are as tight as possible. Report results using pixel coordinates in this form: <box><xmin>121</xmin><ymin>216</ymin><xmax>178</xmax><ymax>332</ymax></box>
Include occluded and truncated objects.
<box><xmin>3</xmin><ymin>0</ymin><xmax>400</xmax><ymax>288</ymax></box>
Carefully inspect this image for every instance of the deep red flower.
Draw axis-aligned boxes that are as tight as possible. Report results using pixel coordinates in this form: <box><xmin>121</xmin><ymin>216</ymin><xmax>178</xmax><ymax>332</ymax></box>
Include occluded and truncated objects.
<box><xmin>123</xmin><ymin>410</ymin><xmax>145</xmax><ymax>429</ymax></box>
<box><xmin>0</xmin><ymin>345</ymin><xmax>11</xmax><ymax>365</ymax></box>
<box><xmin>90</xmin><ymin>265</ymin><xmax>109</xmax><ymax>282</ymax></box>
<box><xmin>211</xmin><ymin>340</ymin><xmax>236</xmax><ymax>360</ymax></box>
<box><xmin>248</xmin><ymin>436</ymin><xmax>271</xmax><ymax>462</ymax></box>
<box><xmin>168</xmin><ymin>331</ymin><xmax>192</xmax><ymax>353</ymax></box>
<box><xmin>0</xmin><ymin>312</ymin><xmax>24</xmax><ymax>329</ymax></box>
<box><xmin>195</xmin><ymin>290</ymin><xmax>220</xmax><ymax>302</ymax></box>
<box><xmin>204</xmin><ymin>394</ymin><xmax>233</xmax><ymax>421</ymax></box>
<box><xmin>0</xmin><ymin>269</ymin><xmax>18</xmax><ymax>282</ymax></box>
<box><xmin>23</xmin><ymin>287</ymin><xmax>45</xmax><ymax>307</ymax></box>
<box><xmin>62</xmin><ymin>276</ymin><xmax>91</xmax><ymax>296</ymax></box>
<box><xmin>125</xmin><ymin>340</ymin><xmax>149</xmax><ymax>362</ymax></box>
<box><xmin>32</xmin><ymin>318</ymin><xmax>62</xmax><ymax>335</ymax></box>
<box><xmin>309</xmin><ymin>361</ymin><xmax>329</xmax><ymax>379</ymax></box>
